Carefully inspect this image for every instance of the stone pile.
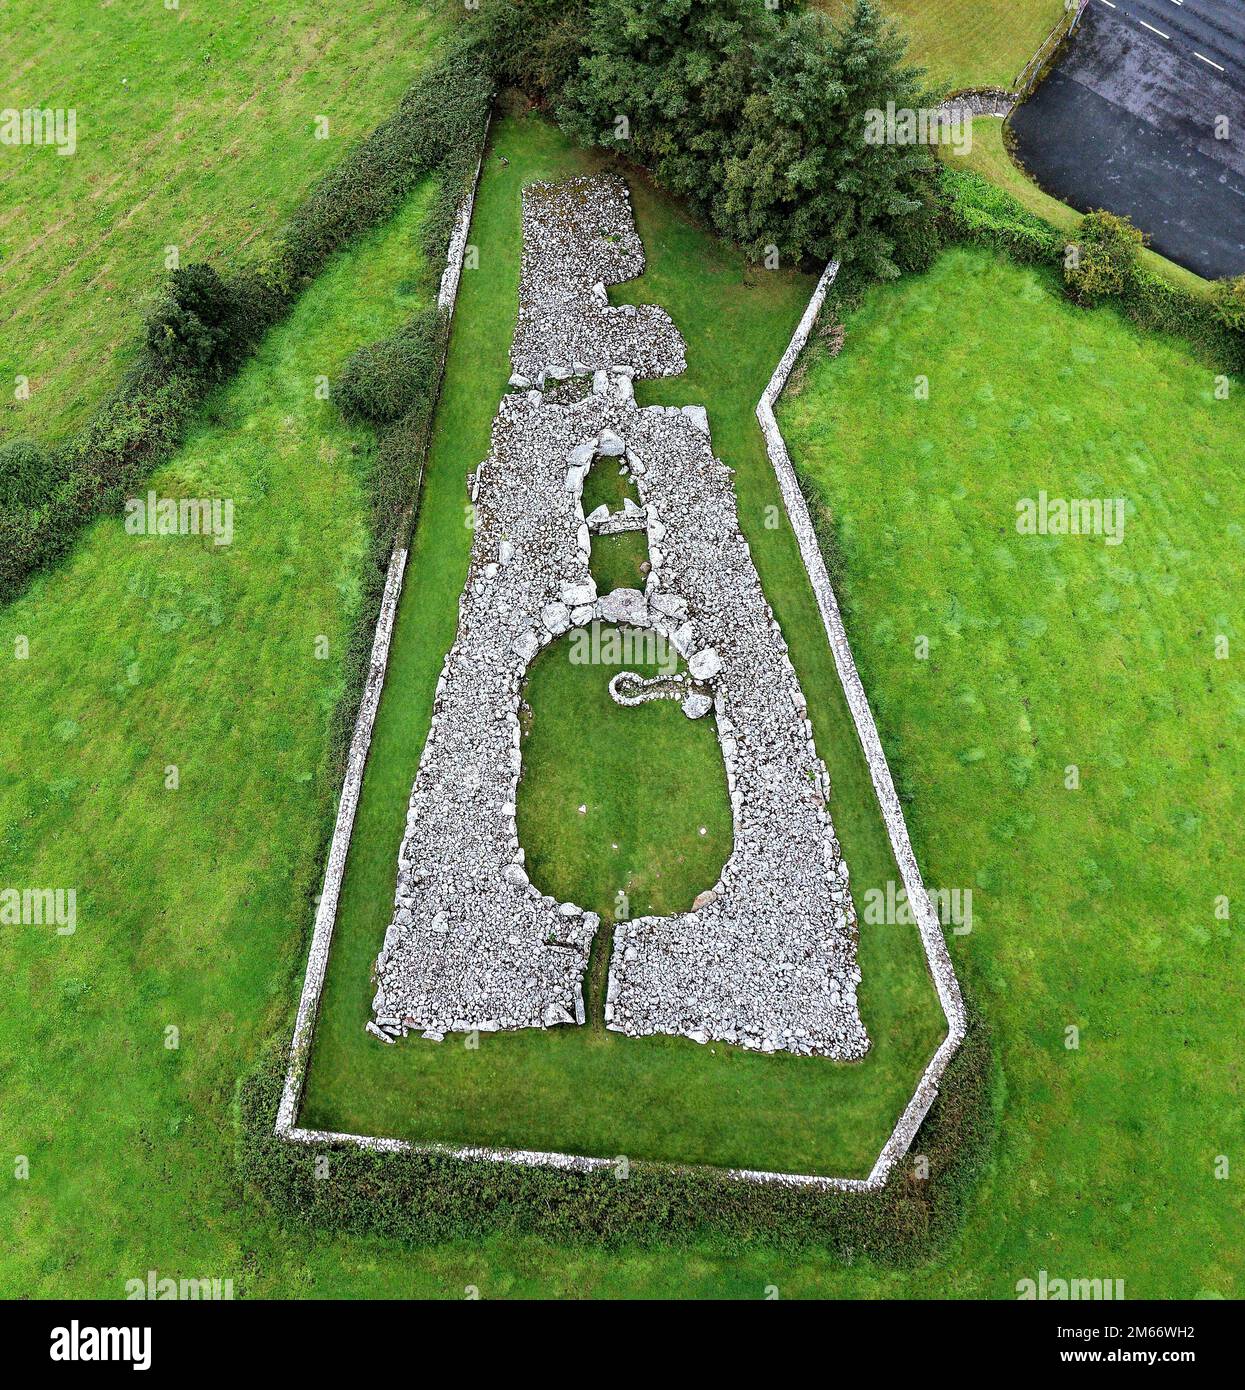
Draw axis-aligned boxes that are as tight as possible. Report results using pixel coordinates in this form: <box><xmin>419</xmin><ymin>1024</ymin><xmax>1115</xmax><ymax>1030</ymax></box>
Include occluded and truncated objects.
<box><xmin>371</xmin><ymin>173</ymin><xmax>868</xmax><ymax>1060</ymax></box>
<box><xmin>509</xmin><ymin>175</ymin><xmax>686</xmax><ymax>387</ymax></box>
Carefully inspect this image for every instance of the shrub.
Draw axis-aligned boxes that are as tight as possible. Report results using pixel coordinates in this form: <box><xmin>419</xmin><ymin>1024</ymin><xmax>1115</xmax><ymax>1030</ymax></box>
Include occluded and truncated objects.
<box><xmin>1211</xmin><ymin>275</ymin><xmax>1245</xmax><ymax>334</ymax></box>
<box><xmin>474</xmin><ymin>0</ymin><xmax>589</xmax><ymax>101</ymax></box>
<box><xmin>145</xmin><ymin>263</ymin><xmax>241</xmax><ymax>379</ymax></box>
<box><xmin>0</xmin><ymin>437</ymin><xmax>60</xmax><ymax>510</ymax></box>
<box><xmin>335</xmin><ymin>307</ymin><xmax>443</xmax><ymax>426</ymax></box>
<box><xmin>281</xmin><ymin>49</ymin><xmax>493</xmax><ymax>283</ymax></box>
<box><xmin>890</xmin><ymin>168</ymin><xmax>944</xmax><ymax>274</ymax></box>
<box><xmin>939</xmin><ymin>165</ymin><xmax>1241</xmax><ymax>373</ymax></box>
<box><xmin>937</xmin><ymin>166</ymin><xmax>1062</xmax><ymax>264</ymax></box>
<box><xmin>1064</xmin><ymin>209</ymin><xmax>1145</xmax><ymax>304</ymax></box>
<box><xmin>66</xmin><ymin>367</ymin><xmax>198</xmax><ymax>503</ymax></box>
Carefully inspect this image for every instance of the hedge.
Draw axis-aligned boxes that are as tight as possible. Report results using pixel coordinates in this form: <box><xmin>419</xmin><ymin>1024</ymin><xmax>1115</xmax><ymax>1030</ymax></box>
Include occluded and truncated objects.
<box><xmin>939</xmin><ymin>166</ymin><xmax>1245</xmax><ymax>374</ymax></box>
<box><xmin>0</xmin><ymin>35</ymin><xmax>493</xmax><ymax>607</ymax></box>
<box><xmin>237</xmin><ymin>995</ymin><xmax>993</xmax><ymax>1257</ymax></box>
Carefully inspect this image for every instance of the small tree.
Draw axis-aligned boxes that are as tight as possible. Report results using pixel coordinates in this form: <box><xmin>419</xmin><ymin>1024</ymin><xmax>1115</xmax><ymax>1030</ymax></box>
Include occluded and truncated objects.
<box><xmin>0</xmin><ymin>437</ymin><xmax>59</xmax><ymax>510</ymax></box>
<box><xmin>1064</xmin><ymin>210</ymin><xmax>1145</xmax><ymax>304</ymax></box>
<box><xmin>146</xmin><ymin>263</ymin><xmax>238</xmax><ymax>378</ymax></box>
<box><xmin>335</xmin><ymin>307</ymin><xmax>441</xmax><ymax>426</ymax></box>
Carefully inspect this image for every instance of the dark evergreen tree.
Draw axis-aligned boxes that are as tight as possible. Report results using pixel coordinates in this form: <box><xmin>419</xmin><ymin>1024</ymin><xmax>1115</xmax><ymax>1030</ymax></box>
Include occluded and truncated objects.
<box><xmin>545</xmin><ymin>0</ymin><xmax>936</xmax><ymax>274</ymax></box>
<box><xmin>555</xmin><ymin>0</ymin><xmax>767</xmax><ymax>221</ymax></box>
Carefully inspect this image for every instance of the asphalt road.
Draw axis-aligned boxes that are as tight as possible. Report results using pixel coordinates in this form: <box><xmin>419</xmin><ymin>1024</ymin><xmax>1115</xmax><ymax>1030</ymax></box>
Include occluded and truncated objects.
<box><xmin>1108</xmin><ymin>0</ymin><xmax>1245</xmax><ymax>80</ymax></box>
<box><xmin>1010</xmin><ymin>0</ymin><xmax>1245</xmax><ymax>278</ymax></box>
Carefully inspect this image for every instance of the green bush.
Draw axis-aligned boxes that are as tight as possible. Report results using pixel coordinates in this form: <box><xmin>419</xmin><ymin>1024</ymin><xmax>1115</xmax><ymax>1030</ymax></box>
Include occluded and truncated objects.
<box><xmin>0</xmin><ymin>437</ymin><xmax>59</xmax><ymax>510</ymax></box>
<box><xmin>335</xmin><ymin>307</ymin><xmax>443</xmax><ymax>426</ymax></box>
<box><xmin>1207</xmin><ymin>277</ymin><xmax>1245</xmax><ymax>372</ymax></box>
<box><xmin>890</xmin><ymin>168</ymin><xmax>944</xmax><ymax>275</ymax></box>
<box><xmin>937</xmin><ymin>166</ymin><xmax>1062</xmax><ymax>264</ymax></box>
<box><xmin>281</xmin><ymin>49</ymin><xmax>493</xmax><ymax>284</ymax></box>
<box><xmin>145</xmin><ymin>263</ymin><xmax>242</xmax><ymax>379</ymax></box>
<box><xmin>1063</xmin><ymin>209</ymin><xmax>1145</xmax><ymax>305</ymax></box>
<box><xmin>65</xmin><ymin>366</ymin><xmax>198</xmax><ymax>503</ymax></box>
<box><xmin>1211</xmin><ymin>275</ymin><xmax>1245</xmax><ymax>336</ymax></box>
<box><xmin>475</xmin><ymin>0</ymin><xmax>589</xmax><ymax>101</ymax></box>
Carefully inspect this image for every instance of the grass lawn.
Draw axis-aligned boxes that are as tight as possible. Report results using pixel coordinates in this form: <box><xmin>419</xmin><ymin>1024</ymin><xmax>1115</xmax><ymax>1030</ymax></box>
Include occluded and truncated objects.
<box><xmin>0</xmin><ymin>178</ymin><xmax>438</xmax><ymax>1296</ymax></box>
<box><xmin>779</xmin><ymin>243</ymin><xmax>1245</xmax><ymax>1296</ymax></box>
<box><xmin>0</xmin><ymin>0</ymin><xmax>440</xmax><ymax>445</ymax></box>
<box><xmin>296</xmin><ymin>108</ymin><xmax>948</xmax><ymax>1177</ymax></box>
<box><xmin>823</xmin><ymin>0</ymin><xmax>1065</xmax><ymax>93</ymax></box>
<box><xmin>517</xmin><ymin>622</ymin><xmax>732</xmax><ymax>1024</ymax></box>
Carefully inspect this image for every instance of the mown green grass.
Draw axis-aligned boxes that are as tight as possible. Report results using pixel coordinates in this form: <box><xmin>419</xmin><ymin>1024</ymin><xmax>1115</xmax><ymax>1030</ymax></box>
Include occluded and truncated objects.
<box><xmin>587</xmin><ymin>528</ymin><xmax>650</xmax><ymax>592</ymax></box>
<box><xmin>0</xmin><ymin>0</ymin><xmax>440</xmax><ymax>444</ymax></box>
<box><xmin>298</xmin><ymin>109</ymin><xmax>947</xmax><ymax>1176</ymax></box>
<box><xmin>779</xmin><ymin>243</ymin><xmax>1245</xmax><ymax>1296</ymax></box>
<box><xmin>517</xmin><ymin>621</ymin><xmax>731</xmax><ymax>1020</ymax></box>
<box><xmin>819</xmin><ymin>0</ymin><xmax>1064</xmax><ymax>92</ymax></box>
<box><xmin>0</xmin><ymin>180</ymin><xmax>438</xmax><ymax>1296</ymax></box>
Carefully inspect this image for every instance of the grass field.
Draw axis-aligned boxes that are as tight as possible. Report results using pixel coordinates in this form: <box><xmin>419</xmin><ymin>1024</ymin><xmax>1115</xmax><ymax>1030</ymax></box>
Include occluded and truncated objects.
<box><xmin>4</xmin><ymin>83</ymin><xmax>1242</xmax><ymax>1296</ymax></box>
<box><xmin>0</xmin><ymin>178</ymin><xmax>439</xmax><ymax>1296</ymax></box>
<box><xmin>296</xmin><ymin>109</ymin><xmax>948</xmax><ymax>1177</ymax></box>
<box><xmin>780</xmin><ymin>243</ymin><xmax>1245</xmax><ymax>1296</ymax></box>
<box><xmin>824</xmin><ymin>0</ymin><xmax>1066</xmax><ymax>92</ymax></box>
<box><xmin>0</xmin><ymin>0</ymin><xmax>440</xmax><ymax>444</ymax></box>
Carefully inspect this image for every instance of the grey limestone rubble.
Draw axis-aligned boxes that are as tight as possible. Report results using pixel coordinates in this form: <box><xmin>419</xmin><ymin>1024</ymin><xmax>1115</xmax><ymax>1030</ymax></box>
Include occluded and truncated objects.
<box><xmin>509</xmin><ymin>175</ymin><xmax>686</xmax><ymax>386</ymax></box>
<box><xmin>370</xmin><ymin>172</ymin><xmax>868</xmax><ymax>1060</ymax></box>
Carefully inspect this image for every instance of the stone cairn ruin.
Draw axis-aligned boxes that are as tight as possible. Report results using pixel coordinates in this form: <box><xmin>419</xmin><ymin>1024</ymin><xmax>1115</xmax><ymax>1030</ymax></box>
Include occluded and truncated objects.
<box><xmin>369</xmin><ymin>174</ymin><xmax>868</xmax><ymax>1060</ymax></box>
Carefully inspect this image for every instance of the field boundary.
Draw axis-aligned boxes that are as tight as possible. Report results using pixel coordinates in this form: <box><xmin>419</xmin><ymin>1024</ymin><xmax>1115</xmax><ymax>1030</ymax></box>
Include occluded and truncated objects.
<box><xmin>756</xmin><ymin>260</ymin><xmax>967</xmax><ymax>1187</ymax></box>
<box><xmin>276</xmin><ymin>182</ymin><xmax>965</xmax><ymax>1191</ymax></box>
<box><xmin>1014</xmin><ymin>0</ymin><xmax>1089</xmax><ymax>97</ymax></box>
<box><xmin>275</xmin><ymin>141</ymin><xmax>485</xmax><ymax>1136</ymax></box>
